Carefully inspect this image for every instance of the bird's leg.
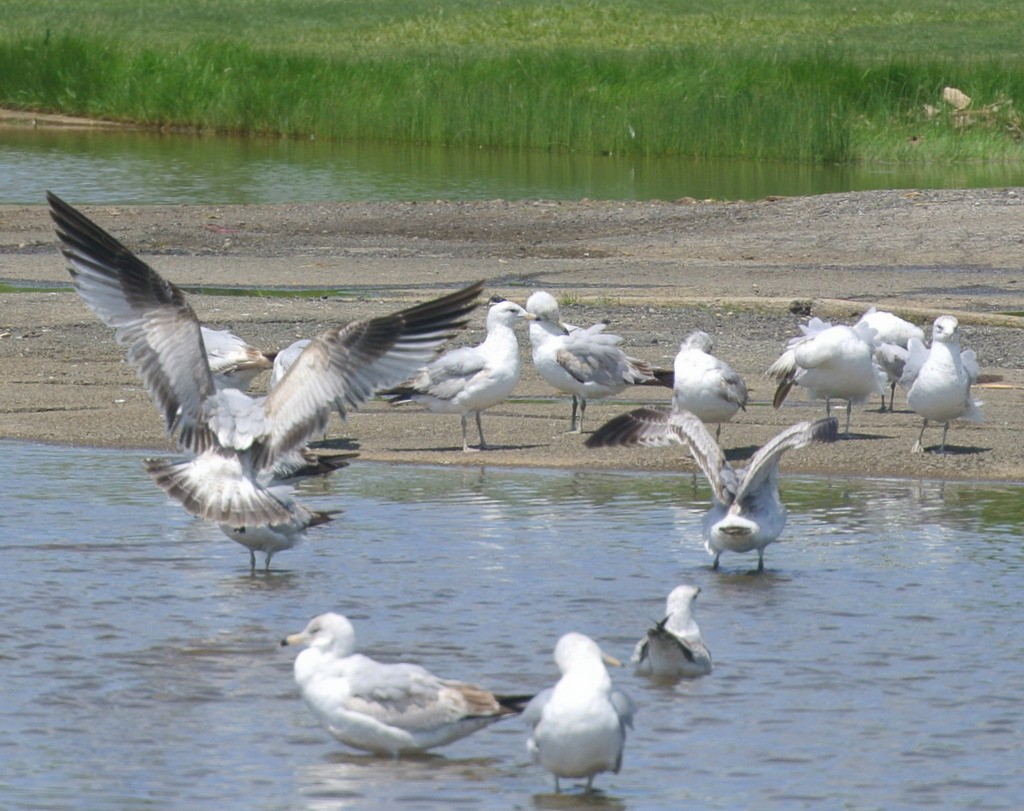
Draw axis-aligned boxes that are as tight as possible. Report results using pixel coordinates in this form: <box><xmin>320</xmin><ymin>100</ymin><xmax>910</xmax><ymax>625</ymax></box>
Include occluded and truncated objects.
<box><xmin>474</xmin><ymin>411</ymin><xmax>489</xmax><ymax>450</ymax></box>
<box><xmin>844</xmin><ymin>399</ymin><xmax>853</xmax><ymax>436</ymax></box>
<box><xmin>712</xmin><ymin>552</ymin><xmax>721</xmax><ymax>570</ymax></box>
<box><xmin>554</xmin><ymin>776</ymin><xmax>562</xmax><ymax>794</ymax></box>
<box><xmin>569</xmin><ymin>396</ymin><xmax>580</xmax><ymax>433</ymax></box>
<box><xmin>585</xmin><ymin>776</ymin><xmax>595</xmax><ymax>792</ymax></box>
<box><xmin>249</xmin><ymin>549</ymin><xmax>257</xmax><ymax>574</ymax></box>
<box><xmin>889</xmin><ymin>380</ymin><xmax>897</xmax><ymax>412</ymax></box>
<box><xmin>461</xmin><ymin>414</ymin><xmax>479</xmax><ymax>453</ymax></box>
<box><xmin>911</xmin><ymin>419</ymin><xmax>928</xmax><ymax>453</ymax></box>
<box><xmin>577</xmin><ymin>397</ymin><xmax>588</xmax><ymax>433</ymax></box>
<box><xmin>715</xmin><ymin>422</ymin><xmax>722</xmax><ymax>442</ymax></box>
<box><xmin>757</xmin><ymin>549</ymin><xmax>765</xmax><ymax>572</ymax></box>
<box><xmin>264</xmin><ymin>551</ymin><xmax>273</xmax><ymax>574</ymax></box>
<box><xmin>825</xmin><ymin>396</ymin><xmax>832</xmax><ymax>418</ymax></box>
<box><xmin>939</xmin><ymin>421</ymin><xmax>950</xmax><ymax>454</ymax></box>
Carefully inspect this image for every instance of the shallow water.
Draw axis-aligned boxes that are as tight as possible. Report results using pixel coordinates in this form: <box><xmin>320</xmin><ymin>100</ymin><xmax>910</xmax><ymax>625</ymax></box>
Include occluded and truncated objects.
<box><xmin>1</xmin><ymin>441</ymin><xmax>1022</xmax><ymax>809</ymax></box>
<box><xmin>5</xmin><ymin>127</ymin><xmax>1024</xmax><ymax>205</ymax></box>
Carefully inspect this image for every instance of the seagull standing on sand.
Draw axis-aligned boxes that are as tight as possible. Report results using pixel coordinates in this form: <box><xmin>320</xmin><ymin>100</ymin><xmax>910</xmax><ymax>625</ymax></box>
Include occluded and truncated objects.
<box><xmin>526</xmin><ymin>290</ymin><xmax>666</xmax><ymax>434</ymax></box>
<box><xmin>633</xmin><ymin>584</ymin><xmax>712</xmax><ymax>679</ymax></box>
<box><xmin>672</xmin><ymin>330</ymin><xmax>748</xmax><ymax>440</ymax></box>
<box><xmin>855</xmin><ymin>307</ymin><xmax>924</xmax><ymax>412</ymax></box>
<box><xmin>586</xmin><ymin>408</ymin><xmax>839</xmax><ymax>570</ymax></box>
<box><xmin>901</xmin><ymin>315</ymin><xmax>982</xmax><ymax>453</ymax></box>
<box><xmin>523</xmin><ymin>632</ymin><xmax>635</xmax><ymax>793</ymax></box>
<box><xmin>767</xmin><ymin>317</ymin><xmax>885</xmax><ymax>435</ymax></box>
<box><xmin>48</xmin><ymin>191</ymin><xmax>482</xmax><ymax>571</ymax></box>
<box><xmin>385</xmin><ymin>298</ymin><xmax>535</xmax><ymax>451</ymax></box>
<box><xmin>281</xmin><ymin>613</ymin><xmax>531</xmax><ymax>756</ymax></box>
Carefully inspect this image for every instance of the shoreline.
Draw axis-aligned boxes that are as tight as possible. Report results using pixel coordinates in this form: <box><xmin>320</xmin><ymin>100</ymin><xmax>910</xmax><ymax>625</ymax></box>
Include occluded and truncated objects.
<box><xmin>2</xmin><ymin>188</ymin><xmax>1023</xmax><ymax>482</ymax></box>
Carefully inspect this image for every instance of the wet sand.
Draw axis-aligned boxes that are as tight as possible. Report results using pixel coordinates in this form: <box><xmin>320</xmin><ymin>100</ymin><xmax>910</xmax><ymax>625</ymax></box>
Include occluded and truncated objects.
<box><xmin>1</xmin><ymin>188</ymin><xmax>1022</xmax><ymax>480</ymax></box>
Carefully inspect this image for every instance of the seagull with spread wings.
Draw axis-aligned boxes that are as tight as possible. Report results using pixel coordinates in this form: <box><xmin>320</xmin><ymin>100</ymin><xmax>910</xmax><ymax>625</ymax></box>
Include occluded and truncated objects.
<box><xmin>587</xmin><ymin>408</ymin><xmax>838</xmax><ymax>570</ymax></box>
<box><xmin>48</xmin><ymin>191</ymin><xmax>482</xmax><ymax>570</ymax></box>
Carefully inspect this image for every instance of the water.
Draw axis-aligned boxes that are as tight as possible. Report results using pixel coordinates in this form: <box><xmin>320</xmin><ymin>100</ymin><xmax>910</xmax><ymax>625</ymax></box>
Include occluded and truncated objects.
<box><xmin>4</xmin><ymin>126</ymin><xmax>1024</xmax><ymax>205</ymax></box>
<box><xmin>2</xmin><ymin>440</ymin><xmax>1023</xmax><ymax>810</ymax></box>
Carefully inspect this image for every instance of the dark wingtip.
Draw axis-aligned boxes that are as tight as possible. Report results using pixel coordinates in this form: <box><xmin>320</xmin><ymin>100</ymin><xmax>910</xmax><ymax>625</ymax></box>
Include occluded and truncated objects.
<box><xmin>772</xmin><ymin>379</ymin><xmax>794</xmax><ymax>409</ymax></box>
<box><xmin>496</xmin><ymin>693</ymin><xmax>536</xmax><ymax>714</ymax></box>
<box><xmin>585</xmin><ymin>407</ymin><xmax>667</xmax><ymax>448</ymax></box>
<box><xmin>812</xmin><ymin>416</ymin><xmax>840</xmax><ymax>444</ymax></box>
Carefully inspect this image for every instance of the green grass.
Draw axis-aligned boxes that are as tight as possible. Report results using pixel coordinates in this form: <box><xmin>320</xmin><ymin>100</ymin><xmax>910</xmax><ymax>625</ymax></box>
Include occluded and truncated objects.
<box><xmin>2</xmin><ymin>1</ymin><xmax>1024</xmax><ymax>163</ymax></box>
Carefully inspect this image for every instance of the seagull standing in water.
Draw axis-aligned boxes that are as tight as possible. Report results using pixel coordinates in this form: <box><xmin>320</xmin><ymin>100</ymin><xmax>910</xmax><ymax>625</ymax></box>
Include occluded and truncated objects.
<box><xmin>855</xmin><ymin>307</ymin><xmax>924</xmax><ymax>412</ymax></box>
<box><xmin>523</xmin><ymin>633</ymin><xmax>635</xmax><ymax>793</ymax></box>
<box><xmin>281</xmin><ymin>613</ymin><xmax>531</xmax><ymax>756</ymax></box>
<box><xmin>633</xmin><ymin>585</ymin><xmax>712</xmax><ymax>679</ymax></box>
<box><xmin>767</xmin><ymin>317</ymin><xmax>885</xmax><ymax>435</ymax></box>
<box><xmin>385</xmin><ymin>298</ymin><xmax>535</xmax><ymax>451</ymax></box>
<box><xmin>901</xmin><ymin>315</ymin><xmax>982</xmax><ymax>453</ymax></box>
<box><xmin>586</xmin><ymin>408</ymin><xmax>838</xmax><ymax>571</ymax></box>
<box><xmin>48</xmin><ymin>191</ymin><xmax>482</xmax><ymax>571</ymax></box>
<box><xmin>671</xmin><ymin>330</ymin><xmax>748</xmax><ymax>440</ymax></box>
<box><xmin>526</xmin><ymin>290</ymin><xmax>666</xmax><ymax>433</ymax></box>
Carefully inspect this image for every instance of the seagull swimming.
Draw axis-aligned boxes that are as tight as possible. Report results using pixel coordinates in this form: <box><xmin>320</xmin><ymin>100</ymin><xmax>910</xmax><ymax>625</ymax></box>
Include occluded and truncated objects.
<box><xmin>586</xmin><ymin>408</ymin><xmax>839</xmax><ymax>570</ymax></box>
<box><xmin>281</xmin><ymin>612</ymin><xmax>532</xmax><ymax>756</ymax></box>
<box><xmin>855</xmin><ymin>307</ymin><xmax>924</xmax><ymax>412</ymax></box>
<box><xmin>901</xmin><ymin>315</ymin><xmax>982</xmax><ymax>453</ymax></box>
<box><xmin>48</xmin><ymin>191</ymin><xmax>482</xmax><ymax>570</ymax></box>
<box><xmin>385</xmin><ymin>298</ymin><xmax>534</xmax><ymax>451</ymax></box>
<box><xmin>671</xmin><ymin>330</ymin><xmax>748</xmax><ymax>440</ymax></box>
<box><xmin>767</xmin><ymin>317</ymin><xmax>885</xmax><ymax>435</ymax></box>
<box><xmin>523</xmin><ymin>632</ymin><xmax>635</xmax><ymax>793</ymax></box>
<box><xmin>526</xmin><ymin>290</ymin><xmax>666</xmax><ymax>433</ymax></box>
<box><xmin>632</xmin><ymin>584</ymin><xmax>712</xmax><ymax>679</ymax></box>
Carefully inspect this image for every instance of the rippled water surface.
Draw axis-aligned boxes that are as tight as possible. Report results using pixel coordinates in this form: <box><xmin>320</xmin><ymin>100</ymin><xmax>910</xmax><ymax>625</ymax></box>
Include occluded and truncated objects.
<box><xmin>2</xmin><ymin>441</ymin><xmax>1023</xmax><ymax>810</ymax></box>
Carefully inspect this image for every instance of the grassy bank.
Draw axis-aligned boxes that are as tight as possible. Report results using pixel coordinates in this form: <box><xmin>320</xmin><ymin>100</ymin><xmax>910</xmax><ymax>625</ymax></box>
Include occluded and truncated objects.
<box><xmin>2</xmin><ymin>0</ymin><xmax>1024</xmax><ymax>163</ymax></box>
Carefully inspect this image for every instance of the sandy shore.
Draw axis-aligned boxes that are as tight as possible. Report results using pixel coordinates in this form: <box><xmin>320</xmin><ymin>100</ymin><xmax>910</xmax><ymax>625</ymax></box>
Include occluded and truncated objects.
<box><xmin>2</xmin><ymin>188</ymin><xmax>1022</xmax><ymax>481</ymax></box>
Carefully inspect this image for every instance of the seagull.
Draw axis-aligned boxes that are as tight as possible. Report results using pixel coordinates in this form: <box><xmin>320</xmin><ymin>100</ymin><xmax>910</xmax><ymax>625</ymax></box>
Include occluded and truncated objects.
<box><xmin>385</xmin><ymin>298</ymin><xmax>535</xmax><ymax>451</ymax></box>
<box><xmin>767</xmin><ymin>317</ymin><xmax>885</xmax><ymax>435</ymax></box>
<box><xmin>855</xmin><ymin>307</ymin><xmax>924</xmax><ymax>411</ymax></box>
<box><xmin>672</xmin><ymin>330</ymin><xmax>748</xmax><ymax>440</ymax></box>
<box><xmin>48</xmin><ymin>191</ymin><xmax>482</xmax><ymax>570</ymax></box>
<box><xmin>526</xmin><ymin>290</ymin><xmax>667</xmax><ymax>433</ymax></box>
<box><xmin>281</xmin><ymin>612</ymin><xmax>532</xmax><ymax>756</ymax></box>
<box><xmin>523</xmin><ymin>632</ymin><xmax>635</xmax><ymax>793</ymax></box>
<box><xmin>632</xmin><ymin>584</ymin><xmax>712</xmax><ymax>679</ymax></box>
<box><xmin>900</xmin><ymin>315</ymin><xmax>982</xmax><ymax>453</ymax></box>
<box><xmin>586</xmin><ymin>408</ymin><xmax>839</xmax><ymax>570</ymax></box>
<box><xmin>200</xmin><ymin>325</ymin><xmax>276</xmax><ymax>391</ymax></box>
<box><xmin>269</xmin><ymin>338</ymin><xmax>311</xmax><ymax>388</ymax></box>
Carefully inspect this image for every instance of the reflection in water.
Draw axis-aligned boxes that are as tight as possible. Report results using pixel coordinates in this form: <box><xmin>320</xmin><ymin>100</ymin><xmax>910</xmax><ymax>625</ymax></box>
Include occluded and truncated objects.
<box><xmin>1</xmin><ymin>441</ymin><xmax>1023</xmax><ymax>810</ymax></box>
<box><xmin>5</xmin><ymin>127</ymin><xmax>1024</xmax><ymax>205</ymax></box>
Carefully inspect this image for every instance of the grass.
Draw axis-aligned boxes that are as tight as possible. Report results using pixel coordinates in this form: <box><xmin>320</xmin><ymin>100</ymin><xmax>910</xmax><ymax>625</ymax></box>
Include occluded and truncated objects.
<box><xmin>2</xmin><ymin>1</ymin><xmax>1024</xmax><ymax>163</ymax></box>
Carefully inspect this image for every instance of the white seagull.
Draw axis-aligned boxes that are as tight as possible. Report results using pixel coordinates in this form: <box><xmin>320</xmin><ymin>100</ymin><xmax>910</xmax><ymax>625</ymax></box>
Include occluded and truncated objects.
<box><xmin>523</xmin><ymin>632</ymin><xmax>635</xmax><ymax>793</ymax></box>
<box><xmin>672</xmin><ymin>330</ymin><xmax>748</xmax><ymax>440</ymax></box>
<box><xmin>587</xmin><ymin>408</ymin><xmax>839</xmax><ymax>571</ymax></box>
<box><xmin>767</xmin><ymin>317</ymin><xmax>885</xmax><ymax>435</ymax></box>
<box><xmin>632</xmin><ymin>584</ymin><xmax>712</xmax><ymax>679</ymax></box>
<box><xmin>900</xmin><ymin>315</ymin><xmax>982</xmax><ymax>453</ymax></box>
<box><xmin>281</xmin><ymin>612</ymin><xmax>531</xmax><ymax>756</ymax></box>
<box><xmin>385</xmin><ymin>298</ymin><xmax>535</xmax><ymax>451</ymax></box>
<box><xmin>48</xmin><ymin>191</ymin><xmax>482</xmax><ymax>570</ymax></box>
<box><xmin>526</xmin><ymin>290</ymin><xmax>667</xmax><ymax>433</ymax></box>
<box><xmin>855</xmin><ymin>307</ymin><xmax>924</xmax><ymax>412</ymax></box>
<box><xmin>200</xmin><ymin>325</ymin><xmax>276</xmax><ymax>392</ymax></box>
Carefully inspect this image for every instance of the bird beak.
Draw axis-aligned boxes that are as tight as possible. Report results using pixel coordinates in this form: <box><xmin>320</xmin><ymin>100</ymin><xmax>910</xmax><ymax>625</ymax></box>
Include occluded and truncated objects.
<box><xmin>602</xmin><ymin>652</ymin><xmax>623</xmax><ymax>667</ymax></box>
<box><xmin>280</xmin><ymin>632</ymin><xmax>305</xmax><ymax>647</ymax></box>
